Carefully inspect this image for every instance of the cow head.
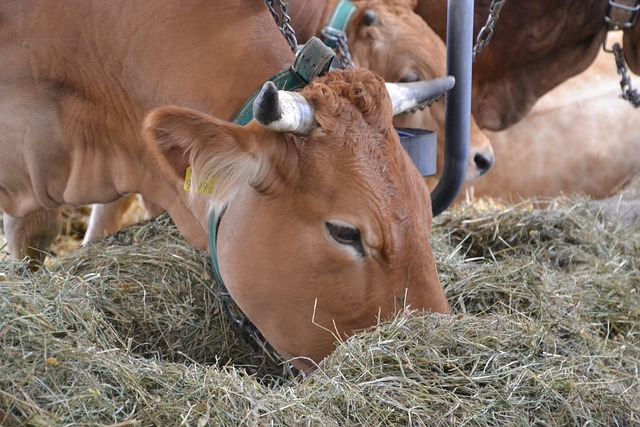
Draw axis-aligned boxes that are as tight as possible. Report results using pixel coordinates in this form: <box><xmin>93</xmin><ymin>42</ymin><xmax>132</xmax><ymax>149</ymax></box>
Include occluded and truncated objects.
<box><xmin>344</xmin><ymin>0</ymin><xmax>495</xmax><ymax>189</ymax></box>
<box><xmin>143</xmin><ymin>68</ymin><xmax>450</xmax><ymax>371</ymax></box>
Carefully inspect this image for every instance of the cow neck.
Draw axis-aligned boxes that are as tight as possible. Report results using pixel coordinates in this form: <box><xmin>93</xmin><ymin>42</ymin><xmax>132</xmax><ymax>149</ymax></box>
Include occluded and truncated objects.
<box><xmin>206</xmin><ymin>37</ymin><xmax>335</xmax><ymax>343</ymax></box>
<box><xmin>206</xmin><ymin>205</ymin><xmax>265</xmax><ymax>345</ymax></box>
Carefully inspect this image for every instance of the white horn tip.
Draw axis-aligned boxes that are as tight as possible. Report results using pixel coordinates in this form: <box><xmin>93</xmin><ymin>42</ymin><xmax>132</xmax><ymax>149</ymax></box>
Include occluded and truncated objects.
<box><xmin>253</xmin><ymin>84</ymin><xmax>316</xmax><ymax>135</ymax></box>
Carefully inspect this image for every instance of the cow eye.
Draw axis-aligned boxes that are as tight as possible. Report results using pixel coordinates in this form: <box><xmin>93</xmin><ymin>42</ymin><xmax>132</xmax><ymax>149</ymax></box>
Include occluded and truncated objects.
<box><xmin>399</xmin><ymin>71</ymin><xmax>420</xmax><ymax>83</ymax></box>
<box><xmin>325</xmin><ymin>220</ymin><xmax>365</xmax><ymax>257</ymax></box>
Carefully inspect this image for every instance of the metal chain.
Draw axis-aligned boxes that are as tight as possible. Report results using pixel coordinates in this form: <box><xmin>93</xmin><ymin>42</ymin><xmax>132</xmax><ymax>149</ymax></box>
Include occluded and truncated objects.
<box><xmin>265</xmin><ymin>0</ymin><xmax>507</xmax><ymax>67</ymax></box>
<box><xmin>612</xmin><ymin>43</ymin><xmax>640</xmax><ymax>107</ymax></box>
<box><xmin>603</xmin><ymin>1</ymin><xmax>640</xmax><ymax>107</ymax></box>
<box><xmin>472</xmin><ymin>0</ymin><xmax>507</xmax><ymax>62</ymax></box>
<box><xmin>320</xmin><ymin>28</ymin><xmax>355</xmax><ymax>69</ymax></box>
<box><xmin>330</xmin><ymin>0</ymin><xmax>507</xmax><ymax>68</ymax></box>
<box><xmin>604</xmin><ymin>0</ymin><xmax>640</xmax><ymax>30</ymax></box>
<box><xmin>264</xmin><ymin>0</ymin><xmax>298</xmax><ymax>53</ymax></box>
<box><xmin>335</xmin><ymin>35</ymin><xmax>355</xmax><ymax>69</ymax></box>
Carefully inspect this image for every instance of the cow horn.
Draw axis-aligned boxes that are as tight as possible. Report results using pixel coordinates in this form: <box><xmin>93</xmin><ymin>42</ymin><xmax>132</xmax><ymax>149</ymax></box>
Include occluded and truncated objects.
<box><xmin>386</xmin><ymin>76</ymin><xmax>456</xmax><ymax>116</ymax></box>
<box><xmin>253</xmin><ymin>81</ymin><xmax>316</xmax><ymax>135</ymax></box>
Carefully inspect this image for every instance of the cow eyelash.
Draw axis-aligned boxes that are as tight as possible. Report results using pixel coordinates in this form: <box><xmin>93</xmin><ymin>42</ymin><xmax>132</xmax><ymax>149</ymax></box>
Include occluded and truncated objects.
<box><xmin>325</xmin><ymin>221</ymin><xmax>366</xmax><ymax>257</ymax></box>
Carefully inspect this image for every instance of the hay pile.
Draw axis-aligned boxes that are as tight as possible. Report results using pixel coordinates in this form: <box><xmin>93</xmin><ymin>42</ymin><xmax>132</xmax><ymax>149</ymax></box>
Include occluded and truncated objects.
<box><xmin>1</xmin><ymin>197</ymin><xmax>638</xmax><ymax>426</ymax></box>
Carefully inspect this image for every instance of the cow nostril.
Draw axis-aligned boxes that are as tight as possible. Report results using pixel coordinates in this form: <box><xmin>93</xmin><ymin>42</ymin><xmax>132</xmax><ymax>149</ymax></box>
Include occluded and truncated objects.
<box><xmin>474</xmin><ymin>152</ymin><xmax>495</xmax><ymax>175</ymax></box>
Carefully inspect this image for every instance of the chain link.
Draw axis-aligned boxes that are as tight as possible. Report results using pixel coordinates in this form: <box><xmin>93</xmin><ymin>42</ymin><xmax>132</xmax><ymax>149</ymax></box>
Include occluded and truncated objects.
<box><xmin>604</xmin><ymin>1</ymin><xmax>640</xmax><ymax>107</ymax></box>
<box><xmin>267</xmin><ymin>0</ymin><xmax>507</xmax><ymax>67</ymax></box>
<box><xmin>331</xmin><ymin>34</ymin><xmax>355</xmax><ymax>69</ymax></box>
<box><xmin>264</xmin><ymin>0</ymin><xmax>298</xmax><ymax>53</ymax></box>
<box><xmin>472</xmin><ymin>0</ymin><xmax>507</xmax><ymax>62</ymax></box>
<box><xmin>612</xmin><ymin>43</ymin><xmax>640</xmax><ymax>107</ymax></box>
<box><xmin>605</xmin><ymin>0</ymin><xmax>640</xmax><ymax>30</ymax></box>
<box><xmin>335</xmin><ymin>35</ymin><xmax>355</xmax><ymax>69</ymax></box>
<box><xmin>320</xmin><ymin>28</ymin><xmax>355</xmax><ymax>69</ymax></box>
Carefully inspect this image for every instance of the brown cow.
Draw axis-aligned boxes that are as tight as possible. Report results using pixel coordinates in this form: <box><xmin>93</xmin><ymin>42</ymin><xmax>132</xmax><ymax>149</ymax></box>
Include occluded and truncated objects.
<box><xmin>83</xmin><ymin>0</ymin><xmax>495</xmax><ymax>242</ymax></box>
<box><xmin>0</xmin><ymin>1</ymin><xmax>450</xmax><ymax>370</ymax></box>
<box><xmin>287</xmin><ymin>0</ymin><xmax>495</xmax><ymax>186</ymax></box>
<box><xmin>415</xmin><ymin>0</ymin><xmax>640</xmax><ymax>130</ymax></box>
<box><xmin>465</xmin><ymin>33</ymin><xmax>640</xmax><ymax>201</ymax></box>
<box><xmin>144</xmin><ymin>70</ymin><xmax>452</xmax><ymax>370</ymax></box>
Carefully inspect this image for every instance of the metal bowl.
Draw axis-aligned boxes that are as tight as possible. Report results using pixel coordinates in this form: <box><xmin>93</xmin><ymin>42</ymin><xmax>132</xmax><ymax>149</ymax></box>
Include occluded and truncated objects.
<box><xmin>396</xmin><ymin>127</ymin><xmax>437</xmax><ymax>177</ymax></box>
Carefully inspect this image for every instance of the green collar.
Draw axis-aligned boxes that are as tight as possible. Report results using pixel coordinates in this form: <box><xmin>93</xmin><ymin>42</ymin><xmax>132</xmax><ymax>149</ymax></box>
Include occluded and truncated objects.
<box><xmin>231</xmin><ymin>37</ymin><xmax>335</xmax><ymax>126</ymax></box>
<box><xmin>322</xmin><ymin>0</ymin><xmax>358</xmax><ymax>48</ymax></box>
<box><xmin>208</xmin><ymin>209</ymin><xmax>225</xmax><ymax>302</ymax></box>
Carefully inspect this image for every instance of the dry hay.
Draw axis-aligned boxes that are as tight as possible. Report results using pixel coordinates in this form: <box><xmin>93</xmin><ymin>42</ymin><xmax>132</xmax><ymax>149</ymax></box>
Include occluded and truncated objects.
<box><xmin>1</xmin><ymin>197</ymin><xmax>639</xmax><ymax>426</ymax></box>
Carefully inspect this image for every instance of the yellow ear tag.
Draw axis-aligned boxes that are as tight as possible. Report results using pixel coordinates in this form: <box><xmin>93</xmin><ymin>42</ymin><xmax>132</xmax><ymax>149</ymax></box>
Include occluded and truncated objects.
<box><xmin>184</xmin><ymin>166</ymin><xmax>215</xmax><ymax>194</ymax></box>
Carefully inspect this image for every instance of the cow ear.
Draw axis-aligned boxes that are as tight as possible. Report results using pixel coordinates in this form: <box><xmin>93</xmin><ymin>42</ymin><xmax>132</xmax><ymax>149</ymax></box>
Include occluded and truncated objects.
<box><xmin>143</xmin><ymin>106</ymin><xmax>268</xmax><ymax>214</ymax></box>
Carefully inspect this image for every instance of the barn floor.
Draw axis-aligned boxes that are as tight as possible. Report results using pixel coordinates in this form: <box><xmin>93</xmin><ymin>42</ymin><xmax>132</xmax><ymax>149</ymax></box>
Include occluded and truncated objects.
<box><xmin>1</xmin><ymin>188</ymin><xmax>638</xmax><ymax>425</ymax></box>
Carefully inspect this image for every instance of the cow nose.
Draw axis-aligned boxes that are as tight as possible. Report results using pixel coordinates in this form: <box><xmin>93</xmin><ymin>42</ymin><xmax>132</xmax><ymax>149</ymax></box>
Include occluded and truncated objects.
<box><xmin>474</xmin><ymin>152</ymin><xmax>495</xmax><ymax>176</ymax></box>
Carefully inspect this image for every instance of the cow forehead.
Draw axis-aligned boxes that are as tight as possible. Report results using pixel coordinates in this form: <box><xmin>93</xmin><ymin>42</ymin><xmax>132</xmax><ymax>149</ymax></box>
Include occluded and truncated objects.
<box><xmin>296</xmin><ymin>124</ymin><xmax>401</xmax><ymax>179</ymax></box>
<box><xmin>265</xmin><ymin>69</ymin><xmax>430</xmax><ymax>216</ymax></box>
<box><xmin>301</xmin><ymin>68</ymin><xmax>392</xmax><ymax>128</ymax></box>
<box><xmin>290</xmin><ymin>125</ymin><xmax>429</xmax><ymax>220</ymax></box>
<box><xmin>295</xmin><ymin>70</ymin><xmax>396</xmax><ymax>164</ymax></box>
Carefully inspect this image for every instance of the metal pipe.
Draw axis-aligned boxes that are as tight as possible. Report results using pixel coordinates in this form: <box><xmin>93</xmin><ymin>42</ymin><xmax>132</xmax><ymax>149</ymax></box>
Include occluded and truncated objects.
<box><xmin>430</xmin><ymin>0</ymin><xmax>474</xmax><ymax>217</ymax></box>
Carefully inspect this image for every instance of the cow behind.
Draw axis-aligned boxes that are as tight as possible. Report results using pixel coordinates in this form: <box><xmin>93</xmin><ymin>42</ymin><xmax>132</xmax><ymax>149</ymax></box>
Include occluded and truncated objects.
<box><xmin>465</xmin><ymin>33</ymin><xmax>640</xmax><ymax>202</ymax></box>
<box><xmin>341</xmin><ymin>0</ymin><xmax>494</xmax><ymax>187</ymax></box>
<box><xmin>286</xmin><ymin>0</ymin><xmax>495</xmax><ymax>187</ymax></box>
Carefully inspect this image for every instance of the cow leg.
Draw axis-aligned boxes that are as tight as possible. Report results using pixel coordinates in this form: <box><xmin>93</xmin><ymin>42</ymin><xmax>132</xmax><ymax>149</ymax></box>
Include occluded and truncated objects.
<box><xmin>83</xmin><ymin>196</ymin><xmax>136</xmax><ymax>244</ymax></box>
<box><xmin>138</xmin><ymin>196</ymin><xmax>164</xmax><ymax>220</ymax></box>
<box><xmin>3</xmin><ymin>208</ymin><xmax>61</xmax><ymax>268</ymax></box>
<box><xmin>83</xmin><ymin>194</ymin><xmax>166</xmax><ymax>245</ymax></box>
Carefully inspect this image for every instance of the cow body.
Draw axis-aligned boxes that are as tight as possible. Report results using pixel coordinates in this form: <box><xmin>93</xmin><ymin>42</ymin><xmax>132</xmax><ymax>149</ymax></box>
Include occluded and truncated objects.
<box><xmin>0</xmin><ymin>1</ymin><xmax>449</xmax><ymax>370</ymax></box>
<box><xmin>1</xmin><ymin>1</ymin><xmax>294</xmax><ymax>258</ymax></box>
<box><xmin>416</xmin><ymin>0</ymin><xmax>640</xmax><ymax>131</ymax></box>
<box><xmin>466</xmin><ymin>33</ymin><xmax>640</xmax><ymax>201</ymax></box>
